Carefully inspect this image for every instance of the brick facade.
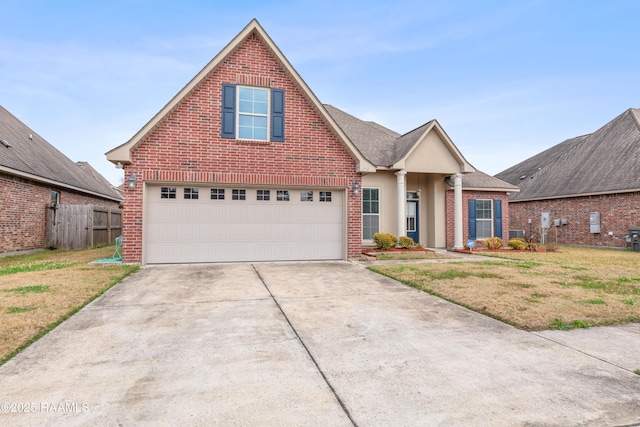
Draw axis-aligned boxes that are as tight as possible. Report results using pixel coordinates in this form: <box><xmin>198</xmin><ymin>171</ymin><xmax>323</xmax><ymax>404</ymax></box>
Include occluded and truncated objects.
<box><xmin>445</xmin><ymin>189</ymin><xmax>511</xmax><ymax>248</ymax></box>
<box><xmin>0</xmin><ymin>173</ymin><xmax>120</xmax><ymax>253</ymax></box>
<box><xmin>507</xmin><ymin>192</ymin><xmax>640</xmax><ymax>247</ymax></box>
<box><xmin>123</xmin><ymin>33</ymin><xmax>362</xmax><ymax>263</ymax></box>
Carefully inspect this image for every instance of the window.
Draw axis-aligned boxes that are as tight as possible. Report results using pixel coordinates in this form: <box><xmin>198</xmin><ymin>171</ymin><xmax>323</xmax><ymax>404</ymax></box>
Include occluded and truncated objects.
<box><xmin>257</xmin><ymin>190</ymin><xmax>270</xmax><ymax>201</ymax></box>
<box><xmin>232</xmin><ymin>189</ymin><xmax>246</xmax><ymax>200</ymax></box>
<box><xmin>238</xmin><ymin>87</ymin><xmax>268</xmax><ymax>141</ymax></box>
<box><xmin>363</xmin><ymin>188</ymin><xmax>379</xmax><ymax>240</ymax></box>
<box><xmin>469</xmin><ymin>199</ymin><xmax>502</xmax><ymax>240</ymax></box>
<box><xmin>210</xmin><ymin>189</ymin><xmax>225</xmax><ymax>200</ymax></box>
<box><xmin>319</xmin><ymin>191</ymin><xmax>332</xmax><ymax>202</ymax></box>
<box><xmin>161</xmin><ymin>187</ymin><xmax>176</xmax><ymax>199</ymax></box>
<box><xmin>276</xmin><ymin>190</ymin><xmax>289</xmax><ymax>201</ymax></box>
<box><xmin>475</xmin><ymin>199</ymin><xmax>493</xmax><ymax>239</ymax></box>
<box><xmin>221</xmin><ymin>84</ymin><xmax>284</xmax><ymax>142</ymax></box>
<box><xmin>300</xmin><ymin>191</ymin><xmax>313</xmax><ymax>202</ymax></box>
<box><xmin>184</xmin><ymin>188</ymin><xmax>199</xmax><ymax>200</ymax></box>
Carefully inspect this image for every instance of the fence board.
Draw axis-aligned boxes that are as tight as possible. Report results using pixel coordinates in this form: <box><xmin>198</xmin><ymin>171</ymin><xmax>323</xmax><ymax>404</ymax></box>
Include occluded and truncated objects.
<box><xmin>46</xmin><ymin>205</ymin><xmax>121</xmax><ymax>250</ymax></box>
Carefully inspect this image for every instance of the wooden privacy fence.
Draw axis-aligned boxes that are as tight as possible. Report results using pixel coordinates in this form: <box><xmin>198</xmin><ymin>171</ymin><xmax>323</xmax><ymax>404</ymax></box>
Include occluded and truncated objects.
<box><xmin>46</xmin><ymin>205</ymin><xmax>122</xmax><ymax>250</ymax></box>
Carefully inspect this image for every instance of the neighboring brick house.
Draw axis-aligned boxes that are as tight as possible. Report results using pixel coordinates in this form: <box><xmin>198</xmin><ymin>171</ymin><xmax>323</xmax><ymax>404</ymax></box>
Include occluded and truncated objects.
<box><xmin>495</xmin><ymin>108</ymin><xmax>640</xmax><ymax>247</ymax></box>
<box><xmin>0</xmin><ymin>106</ymin><xmax>122</xmax><ymax>254</ymax></box>
<box><xmin>107</xmin><ymin>20</ymin><xmax>516</xmax><ymax>264</ymax></box>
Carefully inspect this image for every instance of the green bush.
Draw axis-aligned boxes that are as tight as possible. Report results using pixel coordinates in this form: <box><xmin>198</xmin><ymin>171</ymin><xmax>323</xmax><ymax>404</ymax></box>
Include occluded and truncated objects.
<box><xmin>373</xmin><ymin>233</ymin><xmax>398</xmax><ymax>250</ymax></box>
<box><xmin>483</xmin><ymin>237</ymin><xmax>503</xmax><ymax>250</ymax></box>
<box><xmin>508</xmin><ymin>238</ymin><xmax>527</xmax><ymax>250</ymax></box>
<box><xmin>398</xmin><ymin>236</ymin><xmax>415</xmax><ymax>249</ymax></box>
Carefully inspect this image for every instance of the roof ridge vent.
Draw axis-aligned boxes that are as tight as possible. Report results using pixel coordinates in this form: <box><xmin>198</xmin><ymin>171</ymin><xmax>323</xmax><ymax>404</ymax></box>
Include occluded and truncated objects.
<box><xmin>1</xmin><ymin>138</ymin><xmax>10</xmax><ymax>148</ymax></box>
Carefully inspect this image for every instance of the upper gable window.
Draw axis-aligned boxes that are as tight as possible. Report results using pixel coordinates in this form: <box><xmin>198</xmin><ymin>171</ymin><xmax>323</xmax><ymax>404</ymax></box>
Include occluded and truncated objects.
<box><xmin>239</xmin><ymin>87</ymin><xmax>268</xmax><ymax>141</ymax></box>
<box><xmin>221</xmin><ymin>84</ymin><xmax>284</xmax><ymax>142</ymax></box>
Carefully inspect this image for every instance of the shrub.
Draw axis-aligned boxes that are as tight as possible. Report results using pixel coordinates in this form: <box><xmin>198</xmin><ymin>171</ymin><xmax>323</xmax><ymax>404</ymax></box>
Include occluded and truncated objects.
<box><xmin>508</xmin><ymin>238</ymin><xmax>527</xmax><ymax>250</ymax></box>
<box><xmin>373</xmin><ymin>233</ymin><xmax>398</xmax><ymax>250</ymax></box>
<box><xmin>544</xmin><ymin>243</ymin><xmax>559</xmax><ymax>252</ymax></box>
<box><xmin>398</xmin><ymin>236</ymin><xmax>415</xmax><ymax>249</ymax></box>
<box><xmin>483</xmin><ymin>237</ymin><xmax>503</xmax><ymax>250</ymax></box>
<box><xmin>527</xmin><ymin>242</ymin><xmax>541</xmax><ymax>252</ymax></box>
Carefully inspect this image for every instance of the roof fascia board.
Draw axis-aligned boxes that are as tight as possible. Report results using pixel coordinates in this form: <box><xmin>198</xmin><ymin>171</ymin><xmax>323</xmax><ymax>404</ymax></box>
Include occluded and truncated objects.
<box><xmin>461</xmin><ymin>187</ymin><xmax>520</xmax><ymax>192</ymax></box>
<box><xmin>105</xmin><ymin>19</ymin><xmax>376</xmax><ymax>173</ymax></box>
<box><xmin>391</xmin><ymin>121</ymin><xmax>475</xmax><ymax>173</ymax></box>
<box><xmin>0</xmin><ymin>165</ymin><xmax>122</xmax><ymax>202</ymax></box>
<box><xmin>511</xmin><ymin>188</ymin><xmax>640</xmax><ymax>202</ymax></box>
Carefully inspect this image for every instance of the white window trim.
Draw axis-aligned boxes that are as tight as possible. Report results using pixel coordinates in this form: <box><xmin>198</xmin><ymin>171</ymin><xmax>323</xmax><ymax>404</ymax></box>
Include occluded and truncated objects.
<box><xmin>476</xmin><ymin>199</ymin><xmax>494</xmax><ymax>239</ymax></box>
<box><xmin>362</xmin><ymin>187</ymin><xmax>380</xmax><ymax>242</ymax></box>
<box><xmin>236</xmin><ymin>85</ymin><xmax>270</xmax><ymax>142</ymax></box>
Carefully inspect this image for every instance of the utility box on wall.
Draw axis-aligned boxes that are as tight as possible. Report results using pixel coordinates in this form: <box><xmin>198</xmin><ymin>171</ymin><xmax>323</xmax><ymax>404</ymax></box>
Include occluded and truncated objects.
<box><xmin>541</xmin><ymin>212</ymin><xmax>551</xmax><ymax>229</ymax></box>
<box><xmin>590</xmin><ymin>212</ymin><xmax>601</xmax><ymax>233</ymax></box>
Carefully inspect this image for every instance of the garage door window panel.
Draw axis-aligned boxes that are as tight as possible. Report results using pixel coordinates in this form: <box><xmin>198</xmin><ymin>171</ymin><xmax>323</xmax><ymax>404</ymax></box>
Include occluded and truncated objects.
<box><xmin>210</xmin><ymin>189</ymin><xmax>225</xmax><ymax>200</ymax></box>
<box><xmin>161</xmin><ymin>187</ymin><xmax>177</xmax><ymax>199</ymax></box>
<box><xmin>184</xmin><ymin>188</ymin><xmax>199</xmax><ymax>200</ymax></box>
<box><xmin>232</xmin><ymin>189</ymin><xmax>246</xmax><ymax>200</ymax></box>
<box><xmin>277</xmin><ymin>190</ymin><xmax>289</xmax><ymax>201</ymax></box>
<box><xmin>319</xmin><ymin>191</ymin><xmax>332</xmax><ymax>202</ymax></box>
<box><xmin>300</xmin><ymin>191</ymin><xmax>313</xmax><ymax>202</ymax></box>
<box><xmin>257</xmin><ymin>190</ymin><xmax>270</xmax><ymax>201</ymax></box>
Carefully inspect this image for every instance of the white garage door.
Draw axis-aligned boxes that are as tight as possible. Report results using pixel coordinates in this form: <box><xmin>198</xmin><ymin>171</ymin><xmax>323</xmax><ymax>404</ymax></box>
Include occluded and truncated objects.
<box><xmin>145</xmin><ymin>185</ymin><xmax>345</xmax><ymax>263</ymax></box>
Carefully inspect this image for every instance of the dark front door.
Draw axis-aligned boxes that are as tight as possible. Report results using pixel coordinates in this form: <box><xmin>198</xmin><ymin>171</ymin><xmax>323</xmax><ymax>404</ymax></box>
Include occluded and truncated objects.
<box><xmin>406</xmin><ymin>200</ymin><xmax>419</xmax><ymax>243</ymax></box>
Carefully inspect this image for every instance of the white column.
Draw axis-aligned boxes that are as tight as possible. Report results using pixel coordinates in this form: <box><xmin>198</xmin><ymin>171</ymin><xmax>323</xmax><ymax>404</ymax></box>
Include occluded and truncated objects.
<box><xmin>454</xmin><ymin>173</ymin><xmax>463</xmax><ymax>249</ymax></box>
<box><xmin>395</xmin><ymin>170</ymin><xmax>407</xmax><ymax>240</ymax></box>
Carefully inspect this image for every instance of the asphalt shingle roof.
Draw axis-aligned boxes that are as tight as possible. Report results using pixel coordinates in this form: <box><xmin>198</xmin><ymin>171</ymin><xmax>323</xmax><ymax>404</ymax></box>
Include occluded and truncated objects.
<box><xmin>0</xmin><ymin>105</ymin><xmax>121</xmax><ymax>201</ymax></box>
<box><xmin>325</xmin><ymin>104</ymin><xmax>515</xmax><ymax>191</ymax></box>
<box><xmin>495</xmin><ymin>108</ymin><xmax>640</xmax><ymax>201</ymax></box>
<box><xmin>324</xmin><ymin>105</ymin><xmax>399</xmax><ymax>166</ymax></box>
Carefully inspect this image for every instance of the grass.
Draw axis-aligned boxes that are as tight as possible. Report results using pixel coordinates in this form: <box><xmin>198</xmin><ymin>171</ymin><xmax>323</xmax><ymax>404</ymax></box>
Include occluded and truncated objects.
<box><xmin>373</xmin><ymin>252</ymin><xmax>454</xmax><ymax>261</ymax></box>
<box><xmin>370</xmin><ymin>246</ymin><xmax>640</xmax><ymax>331</ymax></box>
<box><xmin>0</xmin><ymin>246</ymin><xmax>138</xmax><ymax>366</ymax></box>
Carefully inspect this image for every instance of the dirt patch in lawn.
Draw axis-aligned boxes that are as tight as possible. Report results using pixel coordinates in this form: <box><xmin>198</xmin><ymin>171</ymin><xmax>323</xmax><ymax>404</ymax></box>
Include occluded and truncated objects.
<box><xmin>371</xmin><ymin>246</ymin><xmax>640</xmax><ymax>330</ymax></box>
<box><xmin>0</xmin><ymin>247</ymin><xmax>138</xmax><ymax>364</ymax></box>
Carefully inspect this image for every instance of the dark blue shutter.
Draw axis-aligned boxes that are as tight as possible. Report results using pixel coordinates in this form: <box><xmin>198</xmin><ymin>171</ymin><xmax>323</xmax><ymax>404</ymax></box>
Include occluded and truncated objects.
<box><xmin>271</xmin><ymin>88</ymin><xmax>284</xmax><ymax>142</ymax></box>
<box><xmin>494</xmin><ymin>199</ymin><xmax>502</xmax><ymax>239</ymax></box>
<box><xmin>468</xmin><ymin>199</ymin><xmax>477</xmax><ymax>241</ymax></box>
<box><xmin>221</xmin><ymin>84</ymin><xmax>236</xmax><ymax>139</ymax></box>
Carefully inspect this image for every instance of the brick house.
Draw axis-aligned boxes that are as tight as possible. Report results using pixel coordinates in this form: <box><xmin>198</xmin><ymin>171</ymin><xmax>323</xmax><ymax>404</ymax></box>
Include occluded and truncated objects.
<box><xmin>495</xmin><ymin>108</ymin><xmax>640</xmax><ymax>247</ymax></box>
<box><xmin>0</xmin><ymin>106</ymin><xmax>122</xmax><ymax>254</ymax></box>
<box><xmin>107</xmin><ymin>20</ymin><xmax>515</xmax><ymax>264</ymax></box>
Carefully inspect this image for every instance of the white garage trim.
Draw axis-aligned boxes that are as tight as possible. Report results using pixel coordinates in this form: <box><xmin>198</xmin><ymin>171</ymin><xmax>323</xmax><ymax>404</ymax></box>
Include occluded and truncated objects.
<box><xmin>143</xmin><ymin>184</ymin><xmax>346</xmax><ymax>264</ymax></box>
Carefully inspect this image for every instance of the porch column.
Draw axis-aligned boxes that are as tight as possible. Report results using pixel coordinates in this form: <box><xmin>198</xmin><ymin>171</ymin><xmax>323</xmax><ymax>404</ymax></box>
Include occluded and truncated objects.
<box><xmin>454</xmin><ymin>173</ymin><xmax>463</xmax><ymax>249</ymax></box>
<box><xmin>395</xmin><ymin>170</ymin><xmax>407</xmax><ymax>239</ymax></box>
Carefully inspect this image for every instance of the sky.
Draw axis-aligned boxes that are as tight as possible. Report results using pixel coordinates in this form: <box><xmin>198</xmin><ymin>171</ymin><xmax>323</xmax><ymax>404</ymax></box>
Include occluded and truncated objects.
<box><xmin>2</xmin><ymin>0</ymin><xmax>639</xmax><ymax>186</ymax></box>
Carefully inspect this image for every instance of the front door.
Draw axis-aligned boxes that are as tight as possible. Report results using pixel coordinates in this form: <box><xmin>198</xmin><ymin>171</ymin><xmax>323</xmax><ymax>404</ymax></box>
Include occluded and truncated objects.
<box><xmin>406</xmin><ymin>200</ymin><xmax>419</xmax><ymax>243</ymax></box>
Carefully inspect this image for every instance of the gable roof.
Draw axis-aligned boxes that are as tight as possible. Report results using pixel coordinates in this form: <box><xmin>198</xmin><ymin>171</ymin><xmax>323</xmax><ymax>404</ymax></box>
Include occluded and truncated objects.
<box><xmin>495</xmin><ymin>108</ymin><xmax>640</xmax><ymax>201</ymax></box>
<box><xmin>106</xmin><ymin>19</ymin><xmax>375</xmax><ymax>173</ymax></box>
<box><xmin>446</xmin><ymin>171</ymin><xmax>519</xmax><ymax>192</ymax></box>
<box><xmin>0</xmin><ymin>106</ymin><xmax>122</xmax><ymax>202</ymax></box>
<box><xmin>325</xmin><ymin>104</ymin><xmax>475</xmax><ymax>173</ymax></box>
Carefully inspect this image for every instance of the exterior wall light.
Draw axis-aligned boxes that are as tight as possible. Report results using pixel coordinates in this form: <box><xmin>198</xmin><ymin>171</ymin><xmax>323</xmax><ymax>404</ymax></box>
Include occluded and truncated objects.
<box><xmin>416</xmin><ymin>188</ymin><xmax>421</xmax><ymax>197</ymax></box>
<box><xmin>127</xmin><ymin>172</ymin><xmax>137</xmax><ymax>190</ymax></box>
<box><xmin>352</xmin><ymin>181</ymin><xmax>360</xmax><ymax>195</ymax></box>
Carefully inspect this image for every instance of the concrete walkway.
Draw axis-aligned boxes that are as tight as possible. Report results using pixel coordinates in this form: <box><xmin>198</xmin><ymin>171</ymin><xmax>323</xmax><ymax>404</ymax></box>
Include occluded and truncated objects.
<box><xmin>0</xmin><ymin>262</ymin><xmax>639</xmax><ymax>426</ymax></box>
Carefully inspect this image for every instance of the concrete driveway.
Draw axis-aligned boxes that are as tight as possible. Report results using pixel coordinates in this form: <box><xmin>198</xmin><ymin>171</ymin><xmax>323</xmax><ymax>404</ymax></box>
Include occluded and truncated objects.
<box><xmin>1</xmin><ymin>262</ymin><xmax>639</xmax><ymax>426</ymax></box>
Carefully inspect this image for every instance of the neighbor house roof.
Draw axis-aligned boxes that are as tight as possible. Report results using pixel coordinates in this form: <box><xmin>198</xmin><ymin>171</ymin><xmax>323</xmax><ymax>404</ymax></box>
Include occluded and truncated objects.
<box><xmin>495</xmin><ymin>108</ymin><xmax>640</xmax><ymax>201</ymax></box>
<box><xmin>106</xmin><ymin>19</ymin><xmax>376</xmax><ymax>173</ymax></box>
<box><xmin>0</xmin><ymin>105</ymin><xmax>122</xmax><ymax>202</ymax></box>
